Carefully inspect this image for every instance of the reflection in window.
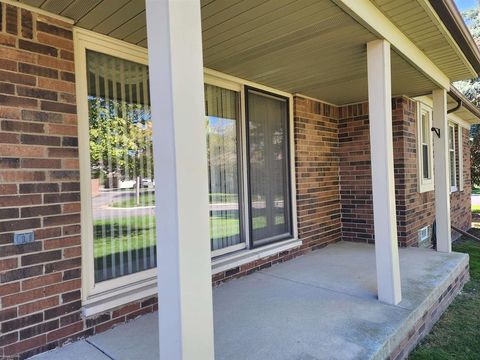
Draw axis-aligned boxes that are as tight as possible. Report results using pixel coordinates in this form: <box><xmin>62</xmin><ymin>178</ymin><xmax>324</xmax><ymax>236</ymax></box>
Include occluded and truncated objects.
<box><xmin>205</xmin><ymin>84</ymin><xmax>243</xmax><ymax>252</ymax></box>
<box><xmin>87</xmin><ymin>50</ymin><xmax>156</xmax><ymax>283</ymax></box>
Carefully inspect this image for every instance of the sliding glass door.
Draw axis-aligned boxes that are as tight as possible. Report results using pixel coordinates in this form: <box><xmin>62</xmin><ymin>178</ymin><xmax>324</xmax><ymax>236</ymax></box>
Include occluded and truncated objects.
<box><xmin>205</xmin><ymin>83</ymin><xmax>293</xmax><ymax>255</ymax></box>
<box><xmin>246</xmin><ymin>88</ymin><xmax>292</xmax><ymax>247</ymax></box>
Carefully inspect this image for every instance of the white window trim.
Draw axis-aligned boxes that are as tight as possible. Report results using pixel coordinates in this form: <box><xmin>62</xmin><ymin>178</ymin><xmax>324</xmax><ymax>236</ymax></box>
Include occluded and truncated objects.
<box><xmin>458</xmin><ymin>123</ymin><xmax>464</xmax><ymax>192</ymax></box>
<box><xmin>416</xmin><ymin>102</ymin><xmax>434</xmax><ymax>193</ymax></box>
<box><xmin>75</xmin><ymin>29</ymin><xmax>300</xmax><ymax>315</ymax></box>
<box><xmin>448</xmin><ymin>113</ymin><xmax>469</xmax><ymax>192</ymax></box>
<box><xmin>449</xmin><ymin>122</ymin><xmax>457</xmax><ymax>193</ymax></box>
<box><xmin>74</xmin><ymin>28</ymin><xmax>154</xmax><ymax>312</ymax></box>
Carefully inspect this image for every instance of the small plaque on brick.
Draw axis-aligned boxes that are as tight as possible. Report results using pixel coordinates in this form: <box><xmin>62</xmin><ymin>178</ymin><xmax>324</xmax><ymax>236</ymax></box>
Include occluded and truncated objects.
<box><xmin>13</xmin><ymin>230</ymin><xmax>35</xmax><ymax>245</ymax></box>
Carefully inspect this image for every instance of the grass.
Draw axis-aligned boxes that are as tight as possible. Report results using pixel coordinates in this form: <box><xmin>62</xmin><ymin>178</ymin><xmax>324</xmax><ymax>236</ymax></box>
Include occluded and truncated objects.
<box><xmin>472</xmin><ymin>204</ymin><xmax>480</xmax><ymax>214</ymax></box>
<box><xmin>111</xmin><ymin>192</ymin><xmax>240</xmax><ymax>208</ymax></box>
<box><xmin>94</xmin><ymin>212</ymin><xmax>286</xmax><ymax>259</ymax></box>
<box><xmin>110</xmin><ymin>192</ymin><xmax>155</xmax><ymax>208</ymax></box>
<box><xmin>409</xmin><ymin>231</ymin><xmax>480</xmax><ymax>359</ymax></box>
<box><xmin>94</xmin><ymin>216</ymin><xmax>156</xmax><ymax>258</ymax></box>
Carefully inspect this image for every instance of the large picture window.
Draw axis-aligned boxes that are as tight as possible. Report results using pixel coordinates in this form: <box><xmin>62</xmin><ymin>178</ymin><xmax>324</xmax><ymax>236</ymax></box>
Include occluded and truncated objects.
<box><xmin>86</xmin><ymin>50</ymin><xmax>156</xmax><ymax>283</ymax></box>
<box><xmin>76</xmin><ymin>29</ymin><xmax>157</xmax><ymax>313</ymax></box>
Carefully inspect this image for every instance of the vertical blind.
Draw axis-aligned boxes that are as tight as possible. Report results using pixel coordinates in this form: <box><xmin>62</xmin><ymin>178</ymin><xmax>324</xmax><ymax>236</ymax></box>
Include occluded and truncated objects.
<box><xmin>87</xmin><ymin>50</ymin><xmax>156</xmax><ymax>283</ymax></box>
<box><xmin>247</xmin><ymin>89</ymin><xmax>291</xmax><ymax>246</ymax></box>
<box><xmin>205</xmin><ymin>84</ymin><xmax>243</xmax><ymax>251</ymax></box>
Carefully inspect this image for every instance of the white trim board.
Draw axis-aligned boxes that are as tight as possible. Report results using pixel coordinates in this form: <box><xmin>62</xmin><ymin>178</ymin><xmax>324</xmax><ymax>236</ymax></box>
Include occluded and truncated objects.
<box><xmin>332</xmin><ymin>0</ymin><xmax>451</xmax><ymax>90</ymax></box>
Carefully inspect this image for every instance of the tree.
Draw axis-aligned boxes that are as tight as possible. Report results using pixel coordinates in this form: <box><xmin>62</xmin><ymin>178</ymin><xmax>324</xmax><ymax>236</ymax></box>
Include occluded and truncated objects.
<box><xmin>455</xmin><ymin>5</ymin><xmax>480</xmax><ymax>187</ymax></box>
<box><xmin>89</xmin><ymin>97</ymin><xmax>154</xmax><ymax>188</ymax></box>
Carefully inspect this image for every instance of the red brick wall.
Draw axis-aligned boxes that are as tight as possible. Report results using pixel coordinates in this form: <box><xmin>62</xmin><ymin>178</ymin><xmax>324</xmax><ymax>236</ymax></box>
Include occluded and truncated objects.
<box><xmin>0</xmin><ymin>4</ymin><xmax>159</xmax><ymax>359</ymax></box>
<box><xmin>338</xmin><ymin>102</ymin><xmax>374</xmax><ymax>243</ymax></box>
<box><xmin>0</xmin><ymin>3</ymin><xmax>472</xmax><ymax>356</ymax></box>
<box><xmin>338</xmin><ymin>97</ymin><xmax>472</xmax><ymax>246</ymax></box>
<box><xmin>213</xmin><ymin>96</ymin><xmax>342</xmax><ymax>284</ymax></box>
<box><xmin>392</xmin><ymin>98</ymin><xmax>436</xmax><ymax>247</ymax></box>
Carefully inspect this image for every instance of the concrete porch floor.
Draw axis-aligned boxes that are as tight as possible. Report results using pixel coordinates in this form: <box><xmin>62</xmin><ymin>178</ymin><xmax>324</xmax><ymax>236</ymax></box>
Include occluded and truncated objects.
<box><xmin>33</xmin><ymin>242</ymin><xmax>468</xmax><ymax>360</ymax></box>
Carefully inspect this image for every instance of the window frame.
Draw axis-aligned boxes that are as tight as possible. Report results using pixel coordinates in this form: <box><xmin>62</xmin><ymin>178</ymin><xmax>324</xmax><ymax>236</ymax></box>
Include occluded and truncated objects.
<box><xmin>244</xmin><ymin>86</ymin><xmax>294</xmax><ymax>248</ymax></box>
<box><xmin>449</xmin><ymin>122</ymin><xmax>457</xmax><ymax>193</ymax></box>
<box><xmin>74</xmin><ymin>28</ymin><xmax>157</xmax><ymax>315</ymax></box>
<box><xmin>204</xmin><ymin>70</ymin><xmax>298</xmax><ymax>256</ymax></box>
<box><xmin>204</xmin><ymin>80</ymin><xmax>247</xmax><ymax>258</ymax></box>
<box><xmin>416</xmin><ymin>102</ymin><xmax>434</xmax><ymax>193</ymax></box>
<box><xmin>457</xmin><ymin>124</ymin><xmax>464</xmax><ymax>192</ymax></box>
<box><xmin>75</xmin><ymin>31</ymin><xmax>299</xmax><ymax>315</ymax></box>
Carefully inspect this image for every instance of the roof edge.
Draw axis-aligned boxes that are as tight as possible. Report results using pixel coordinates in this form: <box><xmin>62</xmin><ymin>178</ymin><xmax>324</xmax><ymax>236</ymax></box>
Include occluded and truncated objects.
<box><xmin>449</xmin><ymin>85</ymin><xmax>480</xmax><ymax>121</ymax></box>
<box><xmin>429</xmin><ymin>0</ymin><xmax>480</xmax><ymax>75</ymax></box>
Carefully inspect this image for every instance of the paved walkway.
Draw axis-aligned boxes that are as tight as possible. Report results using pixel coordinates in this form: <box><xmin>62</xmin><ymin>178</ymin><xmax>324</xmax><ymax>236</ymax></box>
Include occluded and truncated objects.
<box><xmin>33</xmin><ymin>242</ymin><xmax>468</xmax><ymax>360</ymax></box>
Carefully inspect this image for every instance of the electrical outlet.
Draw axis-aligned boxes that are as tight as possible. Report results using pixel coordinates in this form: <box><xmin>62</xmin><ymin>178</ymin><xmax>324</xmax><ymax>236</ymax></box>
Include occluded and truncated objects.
<box><xmin>13</xmin><ymin>231</ymin><xmax>35</xmax><ymax>245</ymax></box>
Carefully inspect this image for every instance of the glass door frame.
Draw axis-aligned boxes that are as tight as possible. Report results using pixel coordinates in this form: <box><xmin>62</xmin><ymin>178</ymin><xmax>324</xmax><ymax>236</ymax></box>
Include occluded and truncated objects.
<box><xmin>244</xmin><ymin>86</ymin><xmax>293</xmax><ymax>248</ymax></box>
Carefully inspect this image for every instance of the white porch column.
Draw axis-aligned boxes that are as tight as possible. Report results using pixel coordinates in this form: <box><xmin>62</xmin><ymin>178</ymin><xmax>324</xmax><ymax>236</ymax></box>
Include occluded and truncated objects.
<box><xmin>145</xmin><ymin>1</ymin><xmax>215</xmax><ymax>359</ymax></box>
<box><xmin>367</xmin><ymin>39</ymin><xmax>402</xmax><ymax>305</ymax></box>
<box><xmin>432</xmin><ymin>89</ymin><xmax>452</xmax><ymax>253</ymax></box>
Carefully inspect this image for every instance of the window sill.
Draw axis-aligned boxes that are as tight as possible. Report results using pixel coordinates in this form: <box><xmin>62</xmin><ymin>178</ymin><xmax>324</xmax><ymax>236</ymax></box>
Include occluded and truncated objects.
<box><xmin>211</xmin><ymin>238</ymin><xmax>302</xmax><ymax>275</ymax></box>
<box><xmin>451</xmin><ymin>186</ymin><xmax>458</xmax><ymax>193</ymax></box>
<box><xmin>418</xmin><ymin>180</ymin><xmax>434</xmax><ymax>193</ymax></box>
<box><xmin>82</xmin><ymin>275</ymin><xmax>157</xmax><ymax>317</ymax></box>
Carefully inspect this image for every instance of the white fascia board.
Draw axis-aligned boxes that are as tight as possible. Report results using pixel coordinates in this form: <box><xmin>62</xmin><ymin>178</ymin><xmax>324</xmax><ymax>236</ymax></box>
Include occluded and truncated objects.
<box><xmin>417</xmin><ymin>0</ymin><xmax>477</xmax><ymax>78</ymax></box>
<box><xmin>332</xmin><ymin>0</ymin><xmax>451</xmax><ymax>90</ymax></box>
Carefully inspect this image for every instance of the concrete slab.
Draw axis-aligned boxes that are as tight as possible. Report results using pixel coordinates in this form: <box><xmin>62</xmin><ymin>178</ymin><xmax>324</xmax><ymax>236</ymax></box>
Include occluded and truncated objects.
<box><xmin>88</xmin><ymin>312</ymin><xmax>159</xmax><ymax>360</ymax></box>
<box><xmin>213</xmin><ymin>271</ymin><xmax>408</xmax><ymax>360</ymax></box>
<box><xmin>31</xmin><ymin>340</ymin><xmax>110</xmax><ymax>360</ymax></box>
<box><xmin>34</xmin><ymin>241</ymin><xmax>468</xmax><ymax>360</ymax></box>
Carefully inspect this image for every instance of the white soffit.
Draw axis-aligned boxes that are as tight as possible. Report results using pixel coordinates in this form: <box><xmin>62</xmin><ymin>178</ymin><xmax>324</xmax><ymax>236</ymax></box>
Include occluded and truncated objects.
<box><xmin>18</xmin><ymin>0</ymin><xmax>469</xmax><ymax>105</ymax></box>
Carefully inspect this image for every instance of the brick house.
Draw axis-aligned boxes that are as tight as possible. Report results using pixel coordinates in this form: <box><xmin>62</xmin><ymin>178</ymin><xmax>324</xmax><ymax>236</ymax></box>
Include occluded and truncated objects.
<box><xmin>0</xmin><ymin>0</ymin><xmax>479</xmax><ymax>359</ymax></box>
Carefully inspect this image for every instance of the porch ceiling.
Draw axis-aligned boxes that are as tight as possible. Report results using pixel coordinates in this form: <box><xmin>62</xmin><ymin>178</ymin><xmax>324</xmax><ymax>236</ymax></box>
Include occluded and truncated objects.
<box><xmin>16</xmin><ymin>0</ymin><xmax>473</xmax><ymax>105</ymax></box>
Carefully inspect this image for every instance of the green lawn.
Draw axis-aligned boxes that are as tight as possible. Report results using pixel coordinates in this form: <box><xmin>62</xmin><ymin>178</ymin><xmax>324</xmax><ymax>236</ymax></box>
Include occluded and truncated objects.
<box><xmin>95</xmin><ymin>215</ymin><xmax>245</xmax><ymax>258</ymax></box>
<box><xmin>409</xmin><ymin>232</ymin><xmax>480</xmax><ymax>359</ymax></box>
<box><xmin>94</xmin><ymin>212</ymin><xmax>286</xmax><ymax>259</ymax></box>
<box><xmin>472</xmin><ymin>204</ymin><xmax>480</xmax><ymax>214</ymax></box>
<box><xmin>94</xmin><ymin>216</ymin><xmax>156</xmax><ymax>258</ymax></box>
<box><xmin>110</xmin><ymin>192</ymin><xmax>155</xmax><ymax>208</ymax></box>
<box><xmin>110</xmin><ymin>191</ymin><xmax>240</xmax><ymax>208</ymax></box>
